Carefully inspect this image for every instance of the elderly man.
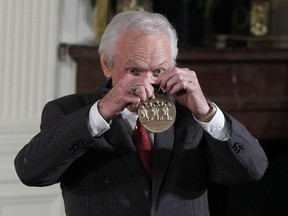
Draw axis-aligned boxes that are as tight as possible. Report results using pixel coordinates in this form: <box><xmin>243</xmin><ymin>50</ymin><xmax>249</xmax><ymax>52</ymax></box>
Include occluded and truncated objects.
<box><xmin>15</xmin><ymin>11</ymin><xmax>268</xmax><ymax>216</ymax></box>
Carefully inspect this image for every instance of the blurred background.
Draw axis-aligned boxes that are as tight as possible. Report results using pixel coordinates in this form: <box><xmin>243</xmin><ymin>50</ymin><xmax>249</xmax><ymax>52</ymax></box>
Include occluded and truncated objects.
<box><xmin>0</xmin><ymin>0</ymin><xmax>287</xmax><ymax>215</ymax></box>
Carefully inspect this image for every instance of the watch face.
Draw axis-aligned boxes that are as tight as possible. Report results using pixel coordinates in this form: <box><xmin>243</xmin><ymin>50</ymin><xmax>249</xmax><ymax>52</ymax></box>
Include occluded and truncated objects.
<box><xmin>250</xmin><ymin>1</ymin><xmax>270</xmax><ymax>36</ymax></box>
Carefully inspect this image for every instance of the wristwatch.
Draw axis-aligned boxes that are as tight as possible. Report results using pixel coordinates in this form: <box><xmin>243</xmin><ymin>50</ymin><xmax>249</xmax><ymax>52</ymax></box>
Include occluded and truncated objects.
<box><xmin>197</xmin><ymin>100</ymin><xmax>217</xmax><ymax>123</ymax></box>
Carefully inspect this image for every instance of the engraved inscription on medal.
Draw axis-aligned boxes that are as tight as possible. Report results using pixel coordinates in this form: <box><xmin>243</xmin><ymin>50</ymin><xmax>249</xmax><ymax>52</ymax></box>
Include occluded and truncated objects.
<box><xmin>138</xmin><ymin>94</ymin><xmax>176</xmax><ymax>133</ymax></box>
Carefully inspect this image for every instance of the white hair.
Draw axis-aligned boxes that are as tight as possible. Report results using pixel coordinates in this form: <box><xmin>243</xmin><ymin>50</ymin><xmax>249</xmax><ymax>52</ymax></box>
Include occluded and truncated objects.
<box><xmin>98</xmin><ymin>11</ymin><xmax>178</xmax><ymax>67</ymax></box>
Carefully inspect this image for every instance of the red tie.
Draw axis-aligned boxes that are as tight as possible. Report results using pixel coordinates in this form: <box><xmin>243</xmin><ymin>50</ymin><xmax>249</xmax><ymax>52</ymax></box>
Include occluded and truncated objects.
<box><xmin>132</xmin><ymin>119</ymin><xmax>153</xmax><ymax>180</ymax></box>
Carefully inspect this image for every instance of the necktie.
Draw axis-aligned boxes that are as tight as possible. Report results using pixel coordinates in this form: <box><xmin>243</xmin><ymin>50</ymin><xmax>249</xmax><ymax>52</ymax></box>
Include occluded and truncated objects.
<box><xmin>132</xmin><ymin>119</ymin><xmax>153</xmax><ymax>180</ymax></box>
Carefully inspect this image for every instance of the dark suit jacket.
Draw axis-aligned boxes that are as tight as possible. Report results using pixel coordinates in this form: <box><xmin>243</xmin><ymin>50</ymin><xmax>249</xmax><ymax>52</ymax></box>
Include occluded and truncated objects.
<box><xmin>14</xmin><ymin>81</ymin><xmax>268</xmax><ymax>216</ymax></box>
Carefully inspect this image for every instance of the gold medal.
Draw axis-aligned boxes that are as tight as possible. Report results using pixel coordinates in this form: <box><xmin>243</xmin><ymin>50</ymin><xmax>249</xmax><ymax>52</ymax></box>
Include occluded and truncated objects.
<box><xmin>138</xmin><ymin>93</ymin><xmax>176</xmax><ymax>133</ymax></box>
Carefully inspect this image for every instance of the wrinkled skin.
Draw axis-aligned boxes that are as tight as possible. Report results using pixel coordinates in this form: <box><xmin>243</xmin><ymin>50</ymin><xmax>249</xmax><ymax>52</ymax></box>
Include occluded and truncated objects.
<box><xmin>98</xmin><ymin>30</ymin><xmax>210</xmax><ymax>121</ymax></box>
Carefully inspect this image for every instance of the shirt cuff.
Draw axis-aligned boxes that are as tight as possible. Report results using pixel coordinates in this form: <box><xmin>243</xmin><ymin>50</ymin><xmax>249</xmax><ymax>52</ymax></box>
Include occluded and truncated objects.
<box><xmin>88</xmin><ymin>101</ymin><xmax>111</xmax><ymax>137</ymax></box>
<box><xmin>194</xmin><ymin>103</ymin><xmax>230</xmax><ymax>141</ymax></box>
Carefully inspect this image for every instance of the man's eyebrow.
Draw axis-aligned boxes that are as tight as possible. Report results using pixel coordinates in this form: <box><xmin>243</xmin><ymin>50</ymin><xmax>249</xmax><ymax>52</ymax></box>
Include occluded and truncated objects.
<box><xmin>124</xmin><ymin>60</ymin><xmax>170</xmax><ymax>68</ymax></box>
<box><xmin>125</xmin><ymin>59</ymin><xmax>141</xmax><ymax>67</ymax></box>
<box><xmin>158</xmin><ymin>61</ymin><xmax>169</xmax><ymax>67</ymax></box>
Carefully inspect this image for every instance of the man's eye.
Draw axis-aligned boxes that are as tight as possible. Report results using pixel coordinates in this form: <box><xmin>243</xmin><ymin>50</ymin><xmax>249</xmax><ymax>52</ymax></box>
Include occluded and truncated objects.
<box><xmin>126</xmin><ymin>68</ymin><xmax>138</xmax><ymax>73</ymax></box>
<box><xmin>153</xmin><ymin>68</ymin><xmax>165</xmax><ymax>75</ymax></box>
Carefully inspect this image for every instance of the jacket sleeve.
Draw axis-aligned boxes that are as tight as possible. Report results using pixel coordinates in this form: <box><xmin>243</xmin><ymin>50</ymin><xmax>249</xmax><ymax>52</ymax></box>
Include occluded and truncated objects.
<box><xmin>14</xmin><ymin>98</ymin><xmax>97</xmax><ymax>187</ymax></box>
<box><xmin>205</xmin><ymin>113</ymin><xmax>268</xmax><ymax>185</ymax></box>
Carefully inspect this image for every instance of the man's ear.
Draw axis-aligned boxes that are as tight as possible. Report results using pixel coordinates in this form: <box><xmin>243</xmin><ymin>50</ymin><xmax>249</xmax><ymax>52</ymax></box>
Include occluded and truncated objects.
<box><xmin>100</xmin><ymin>53</ymin><xmax>112</xmax><ymax>78</ymax></box>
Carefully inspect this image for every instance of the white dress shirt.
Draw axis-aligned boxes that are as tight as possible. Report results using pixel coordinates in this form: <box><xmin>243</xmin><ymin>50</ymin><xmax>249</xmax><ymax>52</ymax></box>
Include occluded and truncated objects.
<box><xmin>88</xmin><ymin>101</ymin><xmax>230</xmax><ymax>141</ymax></box>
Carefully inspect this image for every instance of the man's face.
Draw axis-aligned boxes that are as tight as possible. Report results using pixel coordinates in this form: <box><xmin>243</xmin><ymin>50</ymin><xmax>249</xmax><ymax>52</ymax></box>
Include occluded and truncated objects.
<box><xmin>102</xmin><ymin>30</ymin><xmax>172</xmax><ymax>86</ymax></box>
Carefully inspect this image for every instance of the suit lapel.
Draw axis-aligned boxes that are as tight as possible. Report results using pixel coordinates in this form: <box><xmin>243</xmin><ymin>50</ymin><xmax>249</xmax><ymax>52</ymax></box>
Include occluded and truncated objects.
<box><xmin>152</xmin><ymin>124</ymin><xmax>175</xmax><ymax>204</ymax></box>
<box><xmin>104</xmin><ymin>115</ymin><xmax>152</xmax><ymax>199</ymax></box>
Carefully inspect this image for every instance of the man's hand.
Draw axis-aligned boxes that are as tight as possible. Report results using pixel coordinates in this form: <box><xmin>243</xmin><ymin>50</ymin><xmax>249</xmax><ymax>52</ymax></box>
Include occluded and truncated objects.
<box><xmin>98</xmin><ymin>74</ymin><xmax>155</xmax><ymax>120</ymax></box>
<box><xmin>156</xmin><ymin>67</ymin><xmax>211</xmax><ymax>119</ymax></box>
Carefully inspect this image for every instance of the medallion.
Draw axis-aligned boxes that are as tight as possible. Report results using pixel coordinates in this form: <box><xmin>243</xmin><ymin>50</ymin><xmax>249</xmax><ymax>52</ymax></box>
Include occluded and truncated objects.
<box><xmin>138</xmin><ymin>93</ymin><xmax>176</xmax><ymax>133</ymax></box>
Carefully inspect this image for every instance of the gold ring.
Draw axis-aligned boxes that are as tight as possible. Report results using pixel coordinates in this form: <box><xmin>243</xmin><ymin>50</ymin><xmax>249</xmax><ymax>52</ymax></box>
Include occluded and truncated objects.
<box><xmin>131</xmin><ymin>84</ymin><xmax>137</xmax><ymax>95</ymax></box>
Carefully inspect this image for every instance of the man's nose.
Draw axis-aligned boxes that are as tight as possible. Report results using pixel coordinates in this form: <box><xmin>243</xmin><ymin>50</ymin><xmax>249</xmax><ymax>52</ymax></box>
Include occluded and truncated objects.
<box><xmin>144</xmin><ymin>72</ymin><xmax>160</xmax><ymax>92</ymax></box>
<box><xmin>143</xmin><ymin>72</ymin><xmax>157</xmax><ymax>84</ymax></box>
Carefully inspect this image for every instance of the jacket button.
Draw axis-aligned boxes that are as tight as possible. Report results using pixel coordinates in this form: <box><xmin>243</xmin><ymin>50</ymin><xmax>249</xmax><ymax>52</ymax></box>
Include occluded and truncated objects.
<box><xmin>232</xmin><ymin>142</ymin><xmax>244</xmax><ymax>153</ymax></box>
<box><xmin>69</xmin><ymin>141</ymin><xmax>82</xmax><ymax>152</ymax></box>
